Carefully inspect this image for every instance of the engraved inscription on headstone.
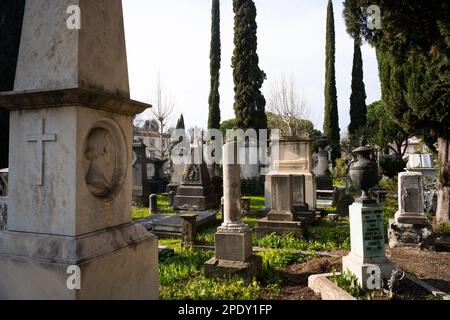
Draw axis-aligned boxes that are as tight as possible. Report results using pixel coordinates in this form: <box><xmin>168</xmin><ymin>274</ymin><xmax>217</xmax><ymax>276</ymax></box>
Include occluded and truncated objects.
<box><xmin>362</xmin><ymin>209</ymin><xmax>384</xmax><ymax>258</ymax></box>
<box><xmin>27</xmin><ymin>118</ymin><xmax>57</xmax><ymax>186</ymax></box>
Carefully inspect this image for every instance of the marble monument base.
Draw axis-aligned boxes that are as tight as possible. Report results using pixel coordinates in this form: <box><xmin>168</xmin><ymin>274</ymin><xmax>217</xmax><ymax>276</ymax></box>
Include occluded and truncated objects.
<box><xmin>205</xmin><ymin>225</ymin><xmax>261</xmax><ymax>279</ymax></box>
<box><xmin>0</xmin><ymin>223</ymin><xmax>158</xmax><ymax>300</ymax></box>
<box><xmin>342</xmin><ymin>253</ymin><xmax>394</xmax><ymax>289</ymax></box>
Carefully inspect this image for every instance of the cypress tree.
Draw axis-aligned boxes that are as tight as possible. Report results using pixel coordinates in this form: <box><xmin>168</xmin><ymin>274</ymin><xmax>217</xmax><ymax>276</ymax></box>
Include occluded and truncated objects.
<box><xmin>348</xmin><ymin>38</ymin><xmax>367</xmax><ymax>136</ymax></box>
<box><xmin>232</xmin><ymin>0</ymin><xmax>267</xmax><ymax>131</ymax></box>
<box><xmin>323</xmin><ymin>0</ymin><xmax>341</xmax><ymax>163</ymax></box>
<box><xmin>208</xmin><ymin>0</ymin><xmax>221</xmax><ymax>130</ymax></box>
<box><xmin>0</xmin><ymin>0</ymin><xmax>26</xmax><ymax>169</ymax></box>
<box><xmin>176</xmin><ymin>114</ymin><xmax>185</xmax><ymax>130</ymax></box>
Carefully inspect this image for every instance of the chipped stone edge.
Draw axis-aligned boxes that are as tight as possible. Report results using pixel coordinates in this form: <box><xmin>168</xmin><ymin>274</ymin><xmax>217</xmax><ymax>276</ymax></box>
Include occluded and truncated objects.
<box><xmin>405</xmin><ymin>274</ymin><xmax>450</xmax><ymax>301</ymax></box>
<box><xmin>309</xmin><ymin>272</ymin><xmax>450</xmax><ymax>301</ymax></box>
<box><xmin>308</xmin><ymin>273</ymin><xmax>357</xmax><ymax>301</ymax></box>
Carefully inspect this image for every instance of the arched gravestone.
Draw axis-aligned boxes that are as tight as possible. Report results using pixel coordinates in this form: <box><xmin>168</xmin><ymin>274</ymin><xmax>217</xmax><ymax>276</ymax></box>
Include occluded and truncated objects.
<box><xmin>0</xmin><ymin>0</ymin><xmax>158</xmax><ymax>300</ymax></box>
<box><xmin>0</xmin><ymin>0</ymin><xmax>26</xmax><ymax>169</ymax></box>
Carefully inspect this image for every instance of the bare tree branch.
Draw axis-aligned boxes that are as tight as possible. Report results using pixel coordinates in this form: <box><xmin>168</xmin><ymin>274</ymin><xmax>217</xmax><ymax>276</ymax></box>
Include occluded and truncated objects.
<box><xmin>267</xmin><ymin>75</ymin><xmax>311</xmax><ymax>136</ymax></box>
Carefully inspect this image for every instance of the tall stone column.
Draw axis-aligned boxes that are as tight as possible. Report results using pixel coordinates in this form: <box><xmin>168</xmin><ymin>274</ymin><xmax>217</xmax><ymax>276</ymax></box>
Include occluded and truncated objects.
<box><xmin>0</xmin><ymin>0</ymin><xmax>158</xmax><ymax>299</ymax></box>
<box><xmin>205</xmin><ymin>142</ymin><xmax>261</xmax><ymax>279</ymax></box>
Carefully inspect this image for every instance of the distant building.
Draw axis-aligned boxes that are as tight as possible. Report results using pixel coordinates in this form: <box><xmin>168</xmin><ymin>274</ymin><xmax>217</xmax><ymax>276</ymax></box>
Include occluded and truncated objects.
<box><xmin>133</xmin><ymin>127</ymin><xmax>171</xmax><ymax>160</ymax></box>
<box><xmin>388</xmin><ymin>136</ymin><xmax>430</xmax><ymax>159</ymax></box>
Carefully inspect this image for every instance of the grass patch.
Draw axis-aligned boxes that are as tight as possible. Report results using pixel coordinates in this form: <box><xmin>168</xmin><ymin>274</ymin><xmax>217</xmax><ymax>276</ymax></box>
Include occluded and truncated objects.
<box><xmin>162</xmin><ymin>276</ymin><xmax>261</xmax><ymax>300</ymax></box>
<box><xmin>159</xmin><ymin>246</ymin><xmax>213</xmax><ymax>286</ymax></box>
<box><xmin>435</xmin><ymin>222</ymin><xmax>450</xmax><ymax>237</ymax></box>
<box><xmin>330</xmin><ymin>270</ymin><xmax>375</xmax><ymax>300</ymax></box>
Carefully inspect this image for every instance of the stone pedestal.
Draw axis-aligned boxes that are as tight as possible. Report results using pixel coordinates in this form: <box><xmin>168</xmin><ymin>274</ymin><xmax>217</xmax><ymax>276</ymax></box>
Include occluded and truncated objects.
<box><xmin>256</xmin><ymin>175</ymin><xmax>308</xmax><ymax>238</ymax></box>
<box><xmin>388</xmin><ymin>172</ymin><xmax>434</xmax><ymax>249</ymax></box>
<box><xmin>205</xmin><ymin>142</ymin><xmax>261</xmax><ymax>279</ymax></box>
<box><xmin>342</xmin><ymin>201</ymin><xmax>393</xmax><ymax>289</ymax></box>
<box><xmin>180</xmin><ymin>213</ymin><xmax>198</xmax><ymax>247</ymax></box>
<box><xmin>0</xmin><ymin>0</ymin><xmax>158</xmax><ymax>299</ymax></box>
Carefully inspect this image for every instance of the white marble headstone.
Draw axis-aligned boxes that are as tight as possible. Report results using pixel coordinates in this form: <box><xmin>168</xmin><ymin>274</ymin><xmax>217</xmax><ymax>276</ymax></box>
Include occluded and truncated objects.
<box><xmin>398</xmin><ymin>172</ymin><xmax>424</xmax><ymax>214</ymax></box>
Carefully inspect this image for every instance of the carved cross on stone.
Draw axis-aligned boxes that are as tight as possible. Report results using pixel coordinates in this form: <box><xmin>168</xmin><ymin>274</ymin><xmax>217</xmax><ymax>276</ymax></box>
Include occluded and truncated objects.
<box><xmin>27</xmin><ymin>118</ymin><xmax>57</xmax><ymax>186</ymax></box>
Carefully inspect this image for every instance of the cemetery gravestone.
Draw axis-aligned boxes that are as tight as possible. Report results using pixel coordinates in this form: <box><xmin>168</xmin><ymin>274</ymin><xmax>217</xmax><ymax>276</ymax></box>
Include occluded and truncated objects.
<box><xmin>342</xmin><ymin>199</ymin><xmax>393</xmax><ymax>288</ymax></box>
<box><xmin>0</xmin><ymin>0</ymin><xmax>158</xmax><ymax>299</ymax></box>
<box><xmin>256</xmin><ymin>136</ymin><xmax>316</xmax><ymax>238</ymax></box>
<box><xmin>388</xmin><ymin>172</ymin><xmax>434</xmax><ymax>249</ymax></box>
<box><xmin>342</xmin><ymin>141</ymin><xmax>393</xmax><ymax>289</ymax></box>
<box><xmin>174</xmin><ymin>141</ymin><xmax>217</xmax><ymax>211</ymax></box>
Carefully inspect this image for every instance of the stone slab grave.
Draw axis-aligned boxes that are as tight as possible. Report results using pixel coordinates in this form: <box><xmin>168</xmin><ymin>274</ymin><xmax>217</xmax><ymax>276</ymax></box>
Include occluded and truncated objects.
<box><xmin>388</xmin><ymin>172</ymin><xmax>434</xmax><ymax>249</ymax></box>
<box><xmin>137</xmin><ymin>211</ymin><xmax>216</xmax><ymax>237</ymax></box>
<box><xmin>0</xmin><ymin>0</ymin><xmax>158</xmax><ymax>299</ymax></box>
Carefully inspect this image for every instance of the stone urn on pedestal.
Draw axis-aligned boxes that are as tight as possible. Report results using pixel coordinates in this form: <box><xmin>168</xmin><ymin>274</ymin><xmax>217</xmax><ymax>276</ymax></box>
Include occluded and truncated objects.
<box><xmin>342</xmin><ymin>138</ymin><xmax>393</xmax><ymax>289</ymax></box>
<box><xmin>314</xmin><ymin>136</ymin><xmax>333</xmax><ymax>190</ymax></box>
<box><xmin>348</xmin><ymin>138</ymin><xmax>379</xmax><ymax>203</ymax></box>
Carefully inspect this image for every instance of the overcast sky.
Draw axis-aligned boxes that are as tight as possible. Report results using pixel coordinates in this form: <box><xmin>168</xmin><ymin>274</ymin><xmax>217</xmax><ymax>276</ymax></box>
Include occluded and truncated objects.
<box><xmin>122</xmin><ymin>0</ymin><xmax>381</xmax><ymax>136</ymax></box>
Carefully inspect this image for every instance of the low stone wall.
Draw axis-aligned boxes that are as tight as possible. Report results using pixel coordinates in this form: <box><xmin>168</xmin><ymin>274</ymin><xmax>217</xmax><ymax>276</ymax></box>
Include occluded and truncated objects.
<box><xmin>0</xmin><ymin>197</ymin><xmax>7</xmax><ymax>231</ymax></box>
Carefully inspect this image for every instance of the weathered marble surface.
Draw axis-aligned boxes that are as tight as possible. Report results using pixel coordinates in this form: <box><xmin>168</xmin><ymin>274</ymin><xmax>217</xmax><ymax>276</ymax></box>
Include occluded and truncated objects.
<box><xmin>8</xmin><ymin>107</ymin><xmax>133</xmax><ymax>236</ymax></box>
<box><xmin>14</xmin><ymin>0</ymin><xmax>129</xmax><ymax>98</ymax></box>
<box><xmin>0</xmin><ymin>0</ymin><xmax>157</xmax><ymax>300</ymax></box>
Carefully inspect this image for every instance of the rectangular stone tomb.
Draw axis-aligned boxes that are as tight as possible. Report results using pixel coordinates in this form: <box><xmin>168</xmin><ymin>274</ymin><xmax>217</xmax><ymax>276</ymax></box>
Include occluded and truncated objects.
<box><xmin>137</xmin><ymin>211</ymin><xmax>216</xmax><ymax>235</ymax></box>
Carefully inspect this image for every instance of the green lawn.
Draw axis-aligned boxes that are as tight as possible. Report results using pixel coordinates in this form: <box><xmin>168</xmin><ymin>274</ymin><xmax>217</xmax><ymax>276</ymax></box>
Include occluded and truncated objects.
<box><xmin>134</xmin><ymin>181</ymin><xmax>447</xmax><ymax>300</ymax></box>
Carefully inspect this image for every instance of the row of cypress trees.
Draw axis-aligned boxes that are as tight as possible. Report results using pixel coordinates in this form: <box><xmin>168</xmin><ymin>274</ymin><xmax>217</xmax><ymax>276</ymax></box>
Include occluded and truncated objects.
<box><xmin>210</xmin><ymin>0</ymin><xmax>367</xmax><ymax>167</ymax></box>
<box><xmin>208</xmin><ymin>0</ymin><xmax>267</xmax><ymax>132</ymax></box>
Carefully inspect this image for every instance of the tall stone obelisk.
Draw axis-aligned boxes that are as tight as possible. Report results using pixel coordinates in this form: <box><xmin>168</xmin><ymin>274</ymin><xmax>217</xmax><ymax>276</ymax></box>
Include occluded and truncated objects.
<box><xmin>0</xmin><ymin>0</ymin><xmax>158</xmax><ymax>299</ymax></box>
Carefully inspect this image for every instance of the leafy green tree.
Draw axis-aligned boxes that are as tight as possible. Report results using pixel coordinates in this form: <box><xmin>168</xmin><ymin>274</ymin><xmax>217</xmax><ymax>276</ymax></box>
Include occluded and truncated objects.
<box><xmin>232</xmin><ymin>0</ymin><xmax>267</xmax><ymax>131</ymax></box>
<box><xmin>365</xmin><ymin>101</ymin><xmax>410</xmax><ymax>157</ymax></box>
<box><xmin>208</xmin><ymin>0</ymin><xmax>221</xmax><ymax>130</ymax></box>
<box><xmin>0</xmin><ymin>0</ymin><xmax>26</xmax><ymax>169</ymax></box>
<box><xmin>323</xmin><ymin>0</ymin><xmax>341</xmax><ymax>163</ymax></box>
<box><xmin>348</xmin><ymin>39</ymin><xmax>367</xmax><ymax>136</ymax></box>
<box><xmin>343</xmin><ymin>0</ymin><xmax>450</xmax><ymax>221</ymax></box>
<box><xmin>220</xmin><ymin>118</ymin><xmax>236</xmax><ymax>138</ymax></box>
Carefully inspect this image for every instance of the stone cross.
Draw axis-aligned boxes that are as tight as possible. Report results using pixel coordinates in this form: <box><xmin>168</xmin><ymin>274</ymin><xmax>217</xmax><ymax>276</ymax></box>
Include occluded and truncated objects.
<box><xmin>27</xmin><ymin>118</ymin><xmax>56</xmax><ymax>186</ymax></box>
